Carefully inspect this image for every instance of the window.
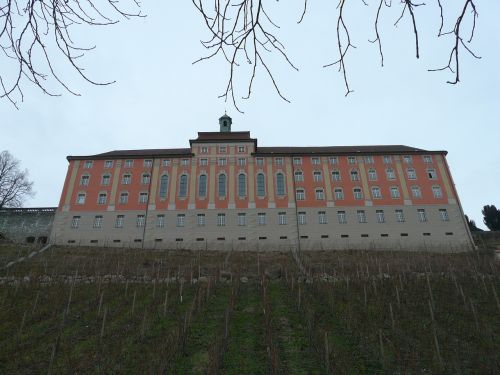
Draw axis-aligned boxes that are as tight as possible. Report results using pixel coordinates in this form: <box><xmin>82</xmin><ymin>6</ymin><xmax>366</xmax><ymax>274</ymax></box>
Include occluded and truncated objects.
<box><xmin>318</xmin><ymin>211</ymin><xmax>327</xmax><ymax>224</ymax></box>
<box><xmin>139</xmin><ymin>192</ymin><xmax>148</xmax><ymax>204</ymax></box>
<box><xmin>337</xmin><ymin>211</ymin><xmax>347</xmax><ymax>224</ymax></box>
<box><xmin>238</xmin><ymin>174</ymin><xmax>247</xmax><ymax>197</ymax></box>
<box><xmin>353</xmin><ymin>188</ymin><xmax>363</xmax><ymax>200</ymax></box>
<box><xmin>217</xmin><ymin>213</ymin><xmax>226</xmax><ymax>226</ymax></box>
<box><xmin>178</xmin><ymin>174</ymin><xmax>188</xmax><ymax>197</ymax></box>
<box><xmin>334</xmin><ymin>188</ymin><xmax>344</xmax><ymax>200</ymax></box>
<box><xmin>276</xmin><ymin>173</ymin><xmax>285</xmax><ymax>196</ymax></box>
<box><xmin>350</xmin><ymin>170</ymin><xmax>359</xmax><ymax>181</ymax></box>
<box><xmin>407</xmin><ymin>168</ymin><xmax>417</xmax><ymax>180</ymax></box>
<box><xmin>256</xmin><ymin>157</ymin><xmax>264</xmax><ymax>166</ymax></box>
<box><xmin>298</xmin><ymin>211</ymin><xmax>306</xmax><ymax>225</ymax></box>
<box><xmin>219</xmin><ymin>146</ymin><xmax>227</xmax><ymax>153</ymax></box>
<box><xmin>386</xmin><ymin>168</ymin><xmax>396</xmax><ymax>180</ymax></box>
<box><xmin>293</xmin><ymin>157</ymin><xmax>302</xmax><ymax>165</ymax></box>
<box><xmin>80</xmin><ymin>175</ymin><xmax>90</xmax><ymax>186</ymax></box>
<box><xmin>238</xmin><ymin>213</ymin><xmax>246</xmax><ymax>226</ymax></box>
<box><xmin>423</xmin><ymin>155</ymin><xmax>433</xmax><ymax>163</ymax></box>
<box><xmin>201</xmin><ymin>146</ymin><xmax>209</xmax><ymax>154</ymax></box>
<box><xmin>237</xmin><ymin>158</ymin><xmax>246</xmax><ymax>166</ymax></box>
<box><xmin>368</xmin><ymin>169</ymin><xmax>377</xmax><ymax>181</ymax></box>
<box><xmin>395</xmin><ymin>209</ymin><xmax>405</xmax><ymax>222</ymax></box>
<box><xmin>411</xmin><ymin>185</ymin><xmax>422</xmax><ymax>199</ymax></box>
<box><xmin>357</xmin><ymin>210</ymin><xmax>367</xmax><ymax>223</ymax></box>
<box><xmin>101</xmin><ymin>174</ymin><xmax>111</xmax><ymax>186</ymax></box>
<box><xmin>162</xmin><ymin>159</ymin><xmax>171</xmax><ymax>167</ymax></box>
<box><xmin>427</xmin><ymin>168</ymin><xmax>437</xmax><ymax>179</ymax></box>
<box><xmin>256</xmin><ymin>173</ymin><xmax>266</xmax><ymax>197</ymax></box>
<box><xmin>390</xmin><ymin>186</ymin><xmax>400</xmax><ymax>199</ymax></box>
<box><xmin>119</xmin><ymin>192</ymin><xmax>128</xmax><ymax>204</ymax></box>
<box><xmin>315</xmin><ymin>189</ymin><xmax>325</xmax><ymax>200</ymax></box>
<box><xmin>371</xmin><ymin>186</ymin><xmax>382</xmax><ymax>199</ymax></box>
<box><xmin>144</xmin><ymin>159</ymin><xmax>153</xmax><ymax>167</ymax></box>
<box><xmin>238</xmin><ymin>146</ymin><xmax>245</xmax><ymax>153</ymax></box>
<box><xmin>115</xmin><ymin>215</ymin><xmax>124</xmax><ymax>228</ymax></box>
<box><xmin>197</xmin><ymin>214</ymin><xmax>205</xmax><ymax>226</ymax></box>
<box><xmin>329</xmin><ymin>156</ymin><xmax>339</xmax><ymax>165</ymax></box>
<box><xmin>98</xmin><ymin>193</ymin><xmax>107</xmax><ymax>205</ymax></box>
<box><xmin>122</xmin><ymin>174</ymin><xmax>131</xmax><ymax>185</ymax></box>
<box><xmin>311</xmin><ymin>157</ymin><xmax>320</xmax><ymax>165</ymax></box>
<box><xmin>275</xmin><ymin>157</ymin><xmax>284</xmax><ymax>166</ymax></box>
<box><xmin>159</xmin><ymin>175</ymin><xmax>169</xmax><ymax>199</ymax></box>
<box><xmin>331</xmin><ymin>170</ymin><xmax>341</xmax><ymax>181</ymax></box>
<box><xmin>403</xmin><ymin>155</ymin><xmax>413</xmax><ymax>164</ymax></box>
<box><xmin>136</xmin><ymin>215</ymin><xmax>145</xmax><ymax>227</ymax></box>
<box><xmin>432</xmin><ymin>185</ymin><xmax>443</xmax><ymax>198</ymax></box>
<box><xmin>218</xmin><ymin>174</ymin><xmax>227</xmax><ymax>197</ymax></box>
<box><xmin>294</xmin><ymin>170</ymin><xmax>304</xmax><ymax>182</ymax></box>
<box><xmin>296</xmin><ymin>189</ymin><xmax>305</xmax><ymax>201</ymax></box>
<box><xmin>218</xmin><ymin>158</ymin><xmax>227</xmax><ymax>166</ymax></box>
<box><xmin>92</xmin><ymin>215</ymin><xmax>102</xmax><ymax>228</ymax></box>
<box><xmin>348</xmin><ymin>156</ymin><xmax>356</xmax><ymax>164</ymax></box>
<box><xmin>258</xmin><ymin>213</ymin><xmax>266</xmax><ymax>225</ymax></box>
<box><xmin>200</xmin><ymin>158</ymin><xmax>208</xmax><ymax>166</ymax></box>
<box><xmin>77</xmin><ymin>193</ymin><xmax>86</xmax><ymax>205</ymax></box>
<box><xmin>125</xmin><ymin>159</ymin><xmax>134</xmax><ymax>168</ymax></box>
<box><xmin>198</xmin><ymin>174</ymin><xmax>207</xmax><ymax>197</ymax></box>
<box><xmin>156</xmin><ymin>215</ymin><xmax>165</xmax><ymax>228</ymax></box>
<box><xmin>181</xmin><ymin>159</ymin><xmax>189</xmax><ymax>166</ymax></box>
<box><xmin>141</xmin><ymin>173</ymin><xmax>151</xmax><ymax>184</ymax></box>
<box><xmin>313</xmin><ymin>171</ymin><xmax>323</xmax><ymax>182</ymax></box>
<box><xmin>376</xmin><ymin>210</ymin><xmax>385</xmax><ymax>223</ymax></box>
<box><xmin>84</xmin><ymin>160</ymin><xmax>93</xmax><ymax>169</ymax></box>
<box><xmin>439</xmin><ymin>209</ymin><xmax>449</xmax><ymax>221</ymax></box>
<box><xmin>104</xmin><ymin>160</ymin><xmax>113</xmax><ymax>169</ymax></box>
<box><xmin>417</xmin><ymin>209</ymin><xmax>427</xmax><ymax>222</ymax></box>
<box><xmin>177</xmin><ymin>214</ymin><xmax>185</xmax><ymax>227</ymax></box>
<box><xmin>383</xmin><ymin>155</ymin><xmax>392</xmax><ymax>164</ymax></box>
<box><xmin>278</xmin><ymin>212</ymin><xmax>287</xmax><ymax>225</ymax></box>
<box><xmin>71</xmin><ymin>216</ymin><xmax>81</xmax><ymax>229</ymax></box>
<box><xmin>364</xmin><ymin>156</ymin><xmax>374</xmax><ymax>164</ymax></box>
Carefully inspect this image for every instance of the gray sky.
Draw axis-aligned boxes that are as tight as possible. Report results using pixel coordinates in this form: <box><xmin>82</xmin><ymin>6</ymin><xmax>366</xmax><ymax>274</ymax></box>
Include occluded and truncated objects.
<box><xmin>1</xmin><ymin>1</ymin><xmax>498</xmax><ymax>229</ymax></box>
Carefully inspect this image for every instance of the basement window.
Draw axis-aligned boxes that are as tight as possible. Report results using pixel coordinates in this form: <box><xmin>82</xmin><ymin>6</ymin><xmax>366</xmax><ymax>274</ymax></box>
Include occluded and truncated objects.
<box><xmin>321</xmin><ymin>235</ymin><xmax>329</xmax><ymax>239</ymax></box>
<box><xmin>280</xmin><ymin>236</ymin><xmax>288</xmax><ymax>240</ymax></box>
<box><xmin>175</xmin><ymin>238</ymin><xmax>184</xmax><ymax>242</ymax></box>
<box><xmin>113</xmin><ymin>239</ymin><xmax>121</xmax><ymax>243</ymax></box>
<box><xmin>90</xmin><ymin>240</ymin><xmax>98</xmax><ymax>244</ymax></box>
<box><xmin>134</xmin><ymin>239</ymin><xmax>142</xmax><ymax>243</ymax></box>
<box><xmin>196</xmin><ymin>238</ymin><xmax>205</xmax><ymax>242</ymax></box>
<box><xmin>259</xmin><ymin>236</ymin><xmax>267</xmax><ymax>240</ymax></box>
<box><xmin>300</xmin><ymin>235</ymin><xmax>309</xmax><ymax>239</ymax></box>
<box><xmin>423</xmin><ymin>233</ymin><xmax>431</xmax><ymax>236</ymax></box>
<box><xmin>445</xmin><ymin>232</ymin><xmax>454</xmax><ymax>236</ymax></box>
<box><xmin>155</xmin><ymin>238</ymin><xmax>163</xmax><ymax>242</ymax></box>
<box><xmin>380</xmin><ymin>234</ymin><xmax>389</xmax><ymax>237</ymax></box>
<box><xmin>361</xmin><ymin>234</ymin><xmax>369</xmax><ymax>238</ymax></box>
<box><xmin>238</xmin><ymin>237</ymin><xmax>246</xmax><ymax>241</ymax></box>
<box><xmin>68</xmin><ymin>240</ymin><xmax>76</xmax><ymax>244</ymax></box>
<box><xmin>217</xmin><ymin>237</ymin><xmax>225</xmax><ymax>241</ymax></box>
<box><xmin>341</xmin><ymin>234</ymin><xmax>349</xmax><ymax>238</ymax></box>
<box><xmin>400</xmin><ymin>233</ymin><xmax>408</xmax><ymax>237</ymax></box>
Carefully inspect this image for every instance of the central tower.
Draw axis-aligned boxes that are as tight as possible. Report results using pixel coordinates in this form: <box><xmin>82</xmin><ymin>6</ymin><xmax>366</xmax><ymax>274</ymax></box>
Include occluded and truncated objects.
<box><xmin>219</xmin><ymin>114</ymin><xmax>232</xmax><ymax>132</ymax></box>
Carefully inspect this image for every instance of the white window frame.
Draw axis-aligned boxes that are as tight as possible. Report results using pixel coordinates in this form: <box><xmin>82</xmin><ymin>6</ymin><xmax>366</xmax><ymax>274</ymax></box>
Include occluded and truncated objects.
<box><xmin>122</xmin><ymin>174</ymin><xmax>132</xmax><ymax>185</ymax></box>
<box><xmin>217</xmin><ymin>213</ymin><xmax>226</xmax><ymax>226</ymax></box>
<box><xmin>296</xmin><ymin>189</ymin><xmax>305</xmax><ymax>201</ymax></box>
<box><xmin>407</xmin><ymin>168</ymin><xmax>417</xmax><ymax>180</ymax></box>
<box><xmin>136</xmin><ymin>215</ymin><xmax>145</xmax><ymax>228</ymax></box>
<box><xmin>97</xmin><ymin>193</ymin><xmax>107</xmax><ymax>205</ymax></box>
<box><xmin>376</xmin><ymin>210</ymin><xmax>385</xmax><ymax>223</ymax></box>
<box><xmin>156</xmin><ymin>214</ymin><xmax>165</xmax><ymax>228</ymax></box>
<box><xmin>258</xmin><ymin>213</ymin><xmax>266</xmax><ymax>225</ymax></box>
<box><xmin>439</xmin><ymin>209</ymin><xmax>449</xmax><ymax>221</ymax></box>
<box><xmin>104</xmin><ymin>160</ymin><xmax>113</xmax><ymax>169</ymax></box>
<box><xmin>197</xmin><ymin>214</ymin><xmax>205</xmax><ymax>226</ymax></box>
<box><xmin>390</xmin><ymin>186</ymin><xmax>400</xmax><ymax>199</ymax></box>
<box><xmin>357</xmin><ymin>210</ymin><xmax>367</xmax><ymax>223</ymax></box>
<box><xmin>417</xmin><ymin>209</ymin><xmax>427</xmax><ymax>222</ymax></box>
<box><xmin>337</xmin><ymin>211</ymin><xmax>347</xmax><ymax>224</ymax></box>
<box><xmin>353</xmin><ymin>188</ymin><xmax>363</xmax><ymax>200</ymax></box>
<box><xmin>331</xmin><ymin>170</ymin><xmax>341</xmax><ymax>181</ymax></box>
<box><xmin>139</xmin><ymin>192</ymin><xmax>148</xmax><ymax>204</ymax></box>
<box><xmin>432</xmin><ymin>185</ymin><xmax>443</xmax><ymax>199</ymax></box>
<box><xmin>278</xmin><ymin>212</ymin><xmax>287</xmax><ymax>225</ymax></box>
<box><xmin>71</xmin><ymin>216</ymin><xmax>81</xmax><ymax>229</ymax></box>
<box><xmin>350</xmin><ymin>170</ymin><xmax>359</xmax><ymax>181</ymax></box>
<box><xmin>177</xmin><ymin>214</ymin><xmax>185</xmax><ymax>227</ymax></box>
<box><xmin>371</xmin><ymin>186</ymin><xmax>382</xmax><ymax>199</ymax></box>
<box><xmin>318</xmin><ymin>211</ymin><xmax>327</xmax><ymax>224</ymax></box>
<box><xmin>115</xmin><ymin>215</ymin><xmax>124</xmax><ymax>228</ymax></box>
<box><xmin>368</xmin><ymin>169</ymin><xmax>377</xmax><ymax>181</ymax></box>
<box><xmin>294</xmin><ymin>170</ymin><xmax>304</xmax><ymax>182</ymax></box>
<box><xmin>293</xmin><ymin>157</ymin><xmax>302</xmax><ymax>165</ymax></box>
<box><xmin>395</xmin><ymin>209</ymin><xmax>405</xmax><ymax>222</ymax></box>
<box><xmin>119</xmin><ymin>192</ymin><xmax>129</xmax><ymax>204</ymax></box>
<box><xmin>237</xmin><ymin>213</ymin><xmax>246</xmax><ymax>226</ymax></box>
<box><xmin>298</xmin><ymin>211</ymin><xmax>306</xmax><ymax>225</ymax></box>
<box><xmin>124</xmin><ymin>159</ymin><xmax>134</xmax><ymax>168</ymax></box>
<box><xmin>315</xmin><ymin>189</ymin><xmax>325</xmax><ymax>200</ymax></box>
<box><xmin>334</xmin><ymin>188</ymin><xmax>344</xmax><ymax>200</ymax></box>
<box><xmin>313</xmin><ymin>171</ymin><xmax>322</xmax><ymax>182</ymax></box>
<box><xmin>386</xmin><ymin>168</ymin><xmax>396</xmax><ymax>180</ymax></box>
<box><xmin>347</xmin><ymin>156</ymin><xmax>357</xmax><ymax>165</ymax></box>
<box><xmin>411</xmin><ymin>185</ymin><xmax>422</xmax><ymax>199</ymax></box>
<box><xmin>311</xmin><ymin>157</ymin><xmax>320</xmax><ymax>165</ymax></box>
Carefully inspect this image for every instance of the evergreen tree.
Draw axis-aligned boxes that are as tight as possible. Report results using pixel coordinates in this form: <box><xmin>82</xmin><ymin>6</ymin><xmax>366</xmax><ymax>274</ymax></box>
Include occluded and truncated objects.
<box><xmin>482</xmin><ymin>205</ymin><xmax>500</xmax><ymax>231</ymax></box>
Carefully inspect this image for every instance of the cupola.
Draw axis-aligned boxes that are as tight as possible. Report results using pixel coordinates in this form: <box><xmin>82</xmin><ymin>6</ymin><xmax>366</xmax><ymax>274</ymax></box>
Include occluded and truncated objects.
<box><xmin>219</xmin><ymin>114</ymin><xmax>232</xmax><ymax>132</ymax></box>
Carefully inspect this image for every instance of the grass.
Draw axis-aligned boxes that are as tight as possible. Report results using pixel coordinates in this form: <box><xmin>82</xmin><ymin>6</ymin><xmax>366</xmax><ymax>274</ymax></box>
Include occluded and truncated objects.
<box><xmin>0</xmin><ymin>245</ymin><xmax>498</xmax><ymax>374</ymax></box>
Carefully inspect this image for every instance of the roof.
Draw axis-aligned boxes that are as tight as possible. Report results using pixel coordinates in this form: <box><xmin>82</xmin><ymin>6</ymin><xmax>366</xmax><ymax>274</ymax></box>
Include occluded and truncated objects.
<box><xmin>254</xmin><ymin>145</ymin><xmax>446</xmax><ymax>155</ymax></box>
<box><xmin>189</xmin><ymin>131</ymin><xmax>257</xmax><ymax>145</ymax></box>
<box><xmin>67</xmin><ymin>148</ymin><xmax>192</xmax><ymax>161</ymax></box>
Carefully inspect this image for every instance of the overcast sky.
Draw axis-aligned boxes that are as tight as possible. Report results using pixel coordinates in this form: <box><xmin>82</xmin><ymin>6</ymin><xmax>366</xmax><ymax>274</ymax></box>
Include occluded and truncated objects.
<box><xmin>1</xmin><ymin>1</ymin><xmax>498</xmax><ymax>229</ymax></box>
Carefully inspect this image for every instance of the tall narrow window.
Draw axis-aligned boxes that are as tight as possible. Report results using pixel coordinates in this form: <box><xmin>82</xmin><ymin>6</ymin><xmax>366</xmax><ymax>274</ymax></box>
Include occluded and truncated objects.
<box><xmin>427</xmin><ymin>169</ymin><xmax>437</xmax><ymax>179</ymax></box>
<box><xmin>276</xmin><ymin>173</ymin><xmax>285</xmax><ymax>196</ymax></box>
<box><xmin>298</xmin><ymin>212</ymin><xmax>306</xmax><ymax>225</ymax></box>
<box><xmin>376</xmin><ymin>210</ymin><xmax>385</xmax><ymax>223</ymax></box>
<box><xmin>179</xmin><ymin>174</ymin><xmax>188</xmax><ymax>197</ymax></box>
<box><xmin>278</xmin><ymin>212</ymin><xmax>287</xmax><ymax>225</ymax></box>
<box><xmin>368</xmin><ymin>169</ymin><xmax>377</xmax><ymax>181</ymax></box>
<box><xmin>256</xmin><ymin>173</ymin><xmax>266</xmax><ymax>197</ymax></box>
<box><xmin>136</xmin><ymin>215</ymin><xmax>145</xmax><ymax>228</ymax></box>
<box><xmin>318</xmin><ymin>211</ymin><xmax>327</xmax><ymax>224</ymax></box>
<box><xmin>311</xmin><ymin>157</ymin><xmax>320</xmax><ymax>165</ymax></box>
<box><xmin>159</xmin><ymin>175</ymin><xmax>169</xmax><ymax>199</ymax></box>
<box><xmin>198</xmin><ymin>174</ymin><xmax>207</xmax><ymax>197</ymax></box>
<box><xmin>337</xmin><ymin>211</ymin><xmax>347</xmax><ymax>224</ymax></box>
<box><xmin>238</xmin><ymin>173</ymin><xmax>246</xmax><ymax>197</ymax></box>
<box><xmin>104</xmin><ymin>160</ymin><xmax>113</xmax><ymax>169</ymax></box>
<box><xmin>156</xmin><ymin>215</ymin><xmax>165</xmax><ymax>228</ymax></box>
<box><xmin>218</xmin><ymin>174</ymin><xmax>226</xmax><ymax>197</ymax></box>
<box><xmin>417</xmin><ymin>209</ymin><xmax>427</xmax><ymax>222</ymax></box>
<box><xmin>141</xmin><ymin>173</ymin><xmax>151</xmax><ymax>184</ymax></box>
<box><xmin>217</xmin><ymin>213</ymin><xmax>226</xmax><ymax>226</ymax></box>
<box><xmin>407</xmin><ymin>168</ymin><xmax>417</xmax><ymax>180</ymax></box>
<box><xmin>383</xmin><ymin>155</ymin><xmax>392</xmax><ymax>164</ymax></box>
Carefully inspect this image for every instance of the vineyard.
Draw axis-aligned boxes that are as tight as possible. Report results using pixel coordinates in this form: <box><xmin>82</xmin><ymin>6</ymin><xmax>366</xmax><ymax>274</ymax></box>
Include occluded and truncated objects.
<box><xmin>0</xmin><ymin>245</ymin><xmax>499</xmax><ymax>374</ymax></box>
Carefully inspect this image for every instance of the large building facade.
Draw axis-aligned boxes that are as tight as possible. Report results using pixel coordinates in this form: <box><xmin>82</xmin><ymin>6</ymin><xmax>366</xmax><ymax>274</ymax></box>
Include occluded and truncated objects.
<box><xmin>51</xmin><ymin>115</ymin><xmax>475</xmax><ymax>251</ymax></box>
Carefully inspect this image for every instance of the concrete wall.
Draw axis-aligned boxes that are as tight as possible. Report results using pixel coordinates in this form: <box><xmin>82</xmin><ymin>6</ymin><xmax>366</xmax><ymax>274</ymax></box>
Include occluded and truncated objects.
<box><xmin>0</xmin><ymin>208</ymin><xmax>56</xmax><ymax>244</ymax></box>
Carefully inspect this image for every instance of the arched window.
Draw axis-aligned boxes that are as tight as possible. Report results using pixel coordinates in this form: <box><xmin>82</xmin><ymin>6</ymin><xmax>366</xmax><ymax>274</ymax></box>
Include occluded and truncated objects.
<box><xmin>198</xmin><ymin>174</ymin><xmax>207</xmax><ymax>197</ymax></box>
<box><xmin>178</xmin><ymin>174</ymin><xmax>188</xmax><ymax>197</ymax></box>
<box><xmin>256</xmin><ymin>173</ymin><xmax>266</xmax><ymax>197</ymax></box>
<box><xmin>159</xmin><ymin>175</ymin><xmax>169</xmax><ymax>199</ymax></box>
<box><xmin>276</xmin><ymin>173</ymin><xmax>285</xmax><ymax>196</ymax></box>
<box><xmin>218</xmin><ymin>174</ymin><xmax>226</xmax><ymax>197</ymax></box>
<box><xmin>238</xmin><ymin>173</ymin><xmax>246</xmax><ymax>197</ymax></box>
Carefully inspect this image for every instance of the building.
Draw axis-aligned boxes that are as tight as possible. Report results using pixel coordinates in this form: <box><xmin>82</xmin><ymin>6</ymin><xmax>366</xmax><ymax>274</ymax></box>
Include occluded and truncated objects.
<box><xmin>50</xmin><ymin>115</ymin><xmax>475</xmax><ymax>251</ymax></box>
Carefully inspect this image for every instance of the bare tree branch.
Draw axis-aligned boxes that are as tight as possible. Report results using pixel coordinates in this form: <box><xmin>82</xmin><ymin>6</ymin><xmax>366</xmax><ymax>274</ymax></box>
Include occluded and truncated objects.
<box><xmin>0</xmin><ymin>150</ymin><xmax>34</xmax><ymax>209</ymax></box>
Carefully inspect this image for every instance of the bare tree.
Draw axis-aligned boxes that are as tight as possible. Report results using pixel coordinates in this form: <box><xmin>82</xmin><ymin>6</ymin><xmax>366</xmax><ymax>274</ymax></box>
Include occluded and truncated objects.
<box><xmin>0</xmin><ymin>0</ymin><xmax>142</xmax><ymax>108</ymax></box>
<box><xmin>1</xmin><ymin>1</ymin><xmax>480</xmax><ymax>112</ymax></box>
<box><xmin>0</xmin><ymin>150</ymin><xmax>34</xmax><ymax>209</ymax></box>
